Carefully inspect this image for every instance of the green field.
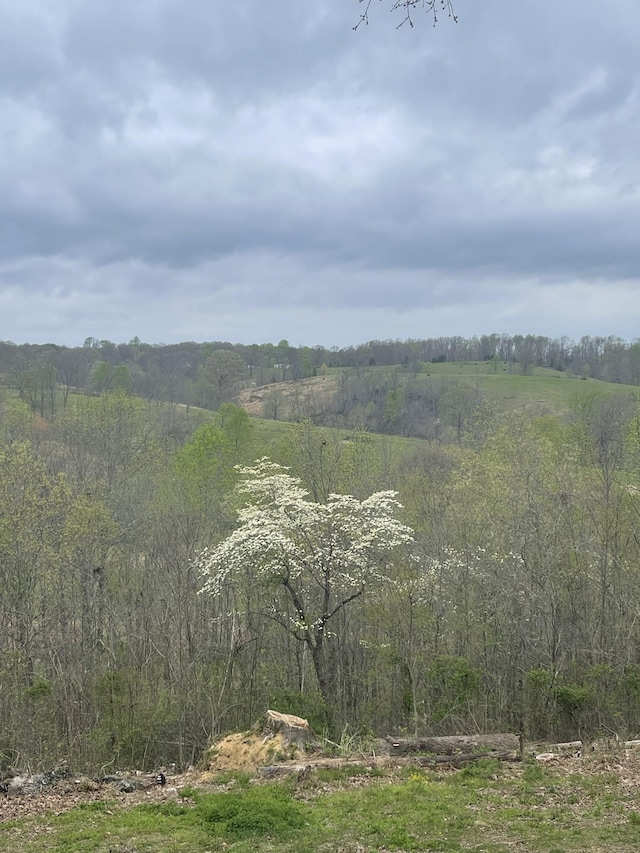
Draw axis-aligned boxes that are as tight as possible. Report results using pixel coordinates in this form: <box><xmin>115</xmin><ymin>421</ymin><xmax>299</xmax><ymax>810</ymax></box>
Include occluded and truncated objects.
<box><xmin>412</xmin><ymin>362</ymin><xmax>633</xmax><ymax>409</ymax></box>
<box><xmin>3</xmin><ymin>757</ymin><xmax>640</xmax><ymax>852</ymax></box>
<box><xmin>326</xmin><ymin>362</ymin><xmax>639</xmax><ymax>417</ymax></box>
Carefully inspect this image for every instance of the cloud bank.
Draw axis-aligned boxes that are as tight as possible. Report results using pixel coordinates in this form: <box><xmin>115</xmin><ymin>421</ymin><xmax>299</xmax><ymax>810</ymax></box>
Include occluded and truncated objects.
<box><xmin>2</xmin><ymin>0</ymin><xmax>639</xmax><ymax>346</ymax></box>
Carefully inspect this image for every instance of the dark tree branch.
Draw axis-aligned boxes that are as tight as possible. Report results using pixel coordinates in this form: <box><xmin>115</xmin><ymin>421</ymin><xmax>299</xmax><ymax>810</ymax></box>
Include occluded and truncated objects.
<box><xmin>326</xmin><ymin>586</ymin><xmax>364</xmax><ymax>623</ymax></box>
<box><xmin>354</xmin><ymin>0</ymin><xmax>458</xmax><ymax>31</ymax></box>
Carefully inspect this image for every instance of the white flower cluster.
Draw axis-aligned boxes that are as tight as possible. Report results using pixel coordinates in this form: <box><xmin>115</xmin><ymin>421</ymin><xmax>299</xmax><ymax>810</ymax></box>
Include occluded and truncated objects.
<box><xmin>196</xmin><ymin>460</ymin><xmax>414</xmax><ymax>615</ymax></box>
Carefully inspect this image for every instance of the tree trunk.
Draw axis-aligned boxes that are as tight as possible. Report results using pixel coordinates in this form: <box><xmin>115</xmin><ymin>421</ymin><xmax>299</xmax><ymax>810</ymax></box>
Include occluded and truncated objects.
<box><xmin>309</xmin><ymin>635</ymin><xmax>339</xmax><ymax>727</ymax></box>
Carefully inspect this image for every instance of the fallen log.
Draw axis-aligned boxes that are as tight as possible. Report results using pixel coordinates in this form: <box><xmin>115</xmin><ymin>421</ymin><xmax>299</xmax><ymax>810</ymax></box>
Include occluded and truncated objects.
<box><xmin>551</xmin><ymin>740</ymin><xmax>582</xmax><ymax>751</ymax></box>
<box><xmin>531</xmin><ymin>741</ymin><xmax>582</xmax><ymax>761</ymax></box>
<box><xmin>417</xmin><ymin>750</ymin><xmax>520</xmax><ymax>767</ymax></box>
<box><xmin>258</xmin><ymin>764</ymin><xmax>309</xmax><ymax>780</ymax></box>
<box><xmin>379</xmin><ymin>733</ymin><xmax>520</xmax><ymax>756</ymax></box>
<box><xmin>258</xmin><ymin>757</ymin><xmax>377</xmax><ymax>780</ymax></box>
<box><xmin>257</xmin><ymin>750</ymin><xmax>520</xmax><ymax>779</ymax></box>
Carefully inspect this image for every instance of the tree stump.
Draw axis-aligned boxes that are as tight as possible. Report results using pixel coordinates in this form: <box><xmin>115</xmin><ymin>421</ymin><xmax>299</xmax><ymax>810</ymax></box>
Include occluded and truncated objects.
<box><xmin>263</xmin><ymin>709</ymin><xmax>314</xmax><ymax>751</ymax></box>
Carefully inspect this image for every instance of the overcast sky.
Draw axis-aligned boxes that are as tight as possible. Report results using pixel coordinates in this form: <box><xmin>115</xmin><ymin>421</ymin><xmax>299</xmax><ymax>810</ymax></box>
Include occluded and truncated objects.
<box><xmin>2</xmin><ymin>0</ymin><xmax>639</xmax><ymax>348</ymax></box>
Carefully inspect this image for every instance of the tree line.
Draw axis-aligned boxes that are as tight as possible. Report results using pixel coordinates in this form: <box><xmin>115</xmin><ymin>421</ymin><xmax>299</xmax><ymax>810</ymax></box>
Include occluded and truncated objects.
<box><xmin>2</xmin><ymin>333</ymin><xmax>640</xmax><ymax>459</ymax></box>
<box><xmin>2</xmin><ymin>332</ymin><xmax>640</xmax><ymax>425</ymax></box>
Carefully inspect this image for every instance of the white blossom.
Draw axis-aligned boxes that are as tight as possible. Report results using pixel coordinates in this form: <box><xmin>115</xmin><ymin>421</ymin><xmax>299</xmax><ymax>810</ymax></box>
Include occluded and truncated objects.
<box><xmin>196</xmin><ymin>459</ymin><xmax>414</xmax><ymax>636</ymax></box>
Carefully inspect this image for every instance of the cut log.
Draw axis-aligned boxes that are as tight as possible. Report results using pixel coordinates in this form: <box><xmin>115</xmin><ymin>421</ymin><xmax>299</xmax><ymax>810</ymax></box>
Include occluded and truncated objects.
<box><xmin>550</xmin><ymin>741</ymin><xmax>582</xmax><ymax>751</ymax></box>
<box><xmin>258</xmin><ymin>764</ymin><xmax>309</xmax><ymax>780</ymax></box>
<box><xmin>417</xmin><ymin>750</ymin><xmax>520</xmax><ymax>767</ymax></box>
<box><xmin>258</xmin><ymin>757</ymin><xmax>383</xmax><ymax>778</ymax></box>
<box><xmin>531</xmin><ymin>741</ymin><xmax>582</xmax><ymax>761</ymax></box>
<box><xmin>379</xmin><ymin>733</ymin><xmax>520</xmax><ymax>756</ymax></box>
<box><xmin>257</xmin><ymin>751</ymin><xmax>520</xmax><ymax>779</ymax></box>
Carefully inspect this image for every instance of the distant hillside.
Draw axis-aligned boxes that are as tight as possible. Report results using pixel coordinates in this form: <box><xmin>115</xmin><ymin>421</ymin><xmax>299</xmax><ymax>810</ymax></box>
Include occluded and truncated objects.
<box><xmin>2</xmin><ymin>334</ymin><xmax>638</xmax><ymax>444</ymax></box>
<box><xmin>235</xmin><ymin>362</ymin><xmax>638</xmax><ymax>443</ymax></box>
<box><xmin>237</xmin><ymin>375</ymin><xmax>339</xmax><ymax>420</ymax></box>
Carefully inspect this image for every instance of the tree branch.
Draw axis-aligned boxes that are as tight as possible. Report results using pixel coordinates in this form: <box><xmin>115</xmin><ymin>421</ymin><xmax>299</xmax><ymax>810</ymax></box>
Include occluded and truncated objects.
<box><xmin>354</xmin><ymin>0</ymin><xmax>457</xmax><ymax>31</ymax></box>
<box><xmin>326</xmin><ymin>586</ymin><xmax>365</xmax><ymax>622</ymax></box>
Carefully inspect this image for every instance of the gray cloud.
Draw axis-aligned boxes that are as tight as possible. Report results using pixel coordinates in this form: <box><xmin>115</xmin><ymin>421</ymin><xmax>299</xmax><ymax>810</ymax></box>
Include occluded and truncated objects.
<box><xmin>1</xmin><ymin>0</ymin><xmax>640</xmax><ymax>346</ymax></box>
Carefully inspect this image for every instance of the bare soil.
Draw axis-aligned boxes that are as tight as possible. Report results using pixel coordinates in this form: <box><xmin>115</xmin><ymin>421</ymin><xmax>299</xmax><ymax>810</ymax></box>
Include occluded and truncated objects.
<box><xmin>236</xmin><ymin>375</ymin><xmax>336</xmax><ymax>418</ymax></box>
<box><xmin>0</xmin><ymin>772</ymin><xmax>196</xmax><ymax>823</ymax></box>
<box><xmin>0</xmin><ymin>728</ymin><xmax>306</xmax><ymax>822</ymax></box>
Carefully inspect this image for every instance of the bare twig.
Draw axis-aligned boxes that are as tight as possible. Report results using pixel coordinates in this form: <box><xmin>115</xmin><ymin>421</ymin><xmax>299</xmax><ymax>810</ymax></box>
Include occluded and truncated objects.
<box><xmin>354</xmin><ymin>0</ymin><xmax>458</xmax><ymax>31</ymax></box>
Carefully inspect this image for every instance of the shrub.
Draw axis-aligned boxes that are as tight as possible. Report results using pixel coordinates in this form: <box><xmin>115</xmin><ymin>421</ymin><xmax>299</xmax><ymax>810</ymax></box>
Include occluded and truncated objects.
<box><xmin>195</xmin><ymin>785</ymin><xmax>312</xmax><ymax>840</ymax></box>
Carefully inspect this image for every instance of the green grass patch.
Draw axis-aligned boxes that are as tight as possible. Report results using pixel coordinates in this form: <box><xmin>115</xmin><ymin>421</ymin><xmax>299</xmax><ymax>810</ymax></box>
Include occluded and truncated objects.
<box><xmin>417</xmin><ymin>364</ymin><xmax>638</xmax><ymax>414</ymax></box>
<box><xmin>312</xmin><ymin>776</ymin><xmax>480</xmax><ymax>851</ymax></box>
<box><xmin>195</xmin><ymin>784</ymin><xmax>311</xmax><ymax>840</ymax></box>
<box><xmin>4</xmin><ymin>761</ymin><xmax>640</xmax><ymax>852</ymax></box>
<box><xmin>0</xmin><ymin>803</ymin><xmax>212</xmax><ymax>853</ymax></box>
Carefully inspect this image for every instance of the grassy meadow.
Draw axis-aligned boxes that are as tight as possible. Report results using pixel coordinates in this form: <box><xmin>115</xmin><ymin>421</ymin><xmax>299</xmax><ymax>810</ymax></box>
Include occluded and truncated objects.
<box><xmin>281</xmin><ymin>361</ymin><xmax>639</xmax><ymax>422</ymax></box>
<box><xmin>408</xmin><ymin>362</ymin><xmax>637</xmax><ymax>415</ymax></box>
<box><xmin>4</xmin><ymin>755</ymin><xmax>640</xmax><ymax>852</ymax></box>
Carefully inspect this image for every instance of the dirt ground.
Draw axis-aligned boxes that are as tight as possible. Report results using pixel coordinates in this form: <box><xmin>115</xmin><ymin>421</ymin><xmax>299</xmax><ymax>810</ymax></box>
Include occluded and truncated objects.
<box><xmin>235</xmin><ymin>375</ymin><xmax>336</xmax><ymax>418</ymax></box>
<box><xmin>0</xmin><ymin>770</ymin><xmax>198</xmax><ymax>823</ymax></box>
<box><xmin>0</xmin><ymin>728</ymin><xmax>305</xmax><ymax>822</ymax></box>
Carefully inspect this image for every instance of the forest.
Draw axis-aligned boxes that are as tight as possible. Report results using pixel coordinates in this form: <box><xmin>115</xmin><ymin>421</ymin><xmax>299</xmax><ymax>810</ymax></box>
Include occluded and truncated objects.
<box><xmin>2</xmin><ymin>333</ymin><xmax>640</xmax><ymax>773</ymax></box>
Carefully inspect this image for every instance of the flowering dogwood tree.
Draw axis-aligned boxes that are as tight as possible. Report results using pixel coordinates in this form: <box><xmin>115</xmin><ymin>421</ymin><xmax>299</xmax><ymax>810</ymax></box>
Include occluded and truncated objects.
<box><xmin>197</xmin><ymin>458</ymin><xmax>413</xmax><ymax>711</ymax></box>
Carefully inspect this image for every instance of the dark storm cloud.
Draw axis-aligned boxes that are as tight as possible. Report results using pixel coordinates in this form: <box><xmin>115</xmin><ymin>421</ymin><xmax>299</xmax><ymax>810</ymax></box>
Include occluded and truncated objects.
<box><xmin>1</xmin><ymin>0</ymin><xmax>640</xmax><ymax>345</ymax></box>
